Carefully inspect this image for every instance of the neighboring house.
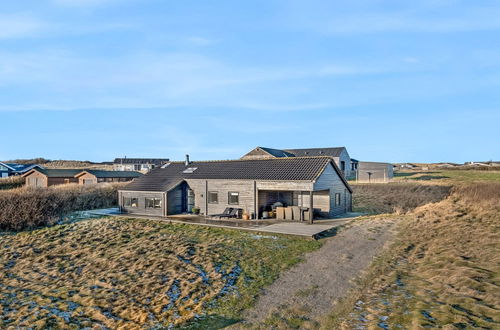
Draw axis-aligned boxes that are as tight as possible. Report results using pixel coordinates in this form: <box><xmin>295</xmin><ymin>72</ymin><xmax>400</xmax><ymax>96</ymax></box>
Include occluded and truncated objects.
<box><xmin>113</xmin><ymin>158</ymin><xmax>170</xmax><ymax>173</ymax></box>
<box><xmin>356</xmin><ymin>161</ymin><xmax>394</xmax><ymax>183</ymax></box>
<box><xmin>241</xmin><ymin>146</ymin><xmax>353</xmax><ymax>178</ymax></box>
<box><xmin>397</xmin><ymin>163</ymin><xmax>417</xmax><ymax>170</ymax></box>
<box><xmin>0</xmin><ymin>162</ymin><xmax>43</xmax><ymax>178</ymax></box>
<box><xmin>118</xmin><ymin>156</ymin><xmax>352</xmax><ymax>221</ymax></box>
<box><xmin>350</xmin><ymin>158</ymin><xmax>359</xmax><ymax>172</ymax></box>
<box><xmin>22</xmin><ymin>169</ymin><xmax>81</xmax><ymax>187</ymax></box>
<box><xmin>75</xmin><ymin>170</ymin><xmax>142</xmax><ymax>185</ymax></box>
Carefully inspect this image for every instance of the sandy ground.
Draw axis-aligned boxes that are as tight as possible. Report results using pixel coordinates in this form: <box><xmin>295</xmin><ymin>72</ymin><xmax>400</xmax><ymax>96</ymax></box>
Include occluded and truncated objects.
<box><xmin>237</xmin><ymin>216</ymin><xmax>396</xmax><ymax>326</ymax></box>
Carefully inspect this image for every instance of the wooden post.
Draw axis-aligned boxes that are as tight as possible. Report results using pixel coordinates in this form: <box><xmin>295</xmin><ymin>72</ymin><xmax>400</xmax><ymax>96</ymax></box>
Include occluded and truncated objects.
<box><xmin>205</xmin><ymin>180</ymin><xmax>208</xmax><ymax>216</ymax></box>
<box><xmin>253</xmin><ymin>181</ymin><xmax>257</xmax><ymax>220</ymax></box>
<box><xmin>118</xmin><ymin>191</ymin><xmax>122</xmax><ymax>214</ymax></box>
<box><xmin>164</xmin><ymin>192</ymin><xmax>168</xmax><ymax>217</ymax></box>
<box><xmin>309</xmin><ymin>190</ymin><xmax>314</xmax><ymax>224</ymax></box>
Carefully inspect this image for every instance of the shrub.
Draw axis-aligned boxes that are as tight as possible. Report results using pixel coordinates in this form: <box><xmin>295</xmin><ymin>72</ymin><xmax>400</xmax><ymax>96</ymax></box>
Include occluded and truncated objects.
<box><xmin>0</xmin><ymin>183</ymin><xmax>123</xmax><ymax>231</ymax></box>
<box><xmin>0</xmin><ymin>176</ymin><xmax>24</xmax><ymax>190</ymax></box>
<box><xmin>352</xmin><ymin>183</ymin><xmax>452</xmax><ymax>214</ymax></box>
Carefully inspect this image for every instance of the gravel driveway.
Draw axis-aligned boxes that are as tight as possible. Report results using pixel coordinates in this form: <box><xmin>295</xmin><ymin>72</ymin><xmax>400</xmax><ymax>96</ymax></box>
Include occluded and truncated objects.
<box><xmin>235</xmin><ymin>216</ymin><xmax>396</xmax><ymax>326</ymax></box>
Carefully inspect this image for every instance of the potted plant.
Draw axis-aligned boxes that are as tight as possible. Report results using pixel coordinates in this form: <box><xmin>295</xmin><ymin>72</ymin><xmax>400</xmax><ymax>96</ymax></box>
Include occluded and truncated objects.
<box><xmin>192</xmin><ymin>207</ymin><xmax>200</xmax><ymax>215</ymax></box>
<box><xmin>242</xmin><ymin>210</ymin><xmax>250</xmax><ymax>220</ymax></box>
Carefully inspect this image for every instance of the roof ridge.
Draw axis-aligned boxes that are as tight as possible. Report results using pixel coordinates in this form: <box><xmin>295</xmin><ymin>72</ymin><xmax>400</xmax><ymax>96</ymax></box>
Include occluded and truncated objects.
<box><xmin>164</xmin><ymin>156</ymin><xmax>333</xmax><ymax>164</ymax></box>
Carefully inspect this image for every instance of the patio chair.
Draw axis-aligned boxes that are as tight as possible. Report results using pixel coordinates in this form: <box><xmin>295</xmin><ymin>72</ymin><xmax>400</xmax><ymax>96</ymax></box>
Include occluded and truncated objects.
<box><xmin>221</xmin><ymin>208</ymin><xmax>241</xmax><ymax>219</ymax></box>
<box><xmin>211</xmin><ymin>208</ymin><xmax>233</xmax><ymax>219</ymax></box>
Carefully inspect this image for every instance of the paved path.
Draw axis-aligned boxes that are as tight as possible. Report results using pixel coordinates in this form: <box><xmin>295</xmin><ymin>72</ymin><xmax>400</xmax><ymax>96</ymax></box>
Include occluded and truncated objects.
<box><xmin>234</xmin><ymin>216</ymin><xmax>396</xmax><ymax>326</ymax></box>
<box><xmin>254</xmin><ymin>219</ymin><xmax>352</xmax><ymax>238</ymax></box>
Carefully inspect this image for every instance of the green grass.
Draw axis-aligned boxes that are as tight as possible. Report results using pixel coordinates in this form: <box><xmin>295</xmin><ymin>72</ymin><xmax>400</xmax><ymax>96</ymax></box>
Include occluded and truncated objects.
<box><xmin>394</xmin><ymin>170</ymin><xmax>500</xmax><ymax>182</ymax></box>
<box><xmin>0</xmin><ymin>217</ymin><xmax>322</xmax><ymax>329</ymax></box>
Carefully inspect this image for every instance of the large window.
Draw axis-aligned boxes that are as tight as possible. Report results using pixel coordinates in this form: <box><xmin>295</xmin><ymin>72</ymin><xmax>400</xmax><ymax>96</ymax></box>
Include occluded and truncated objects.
<box><xmin>145</xmin><ymin>197</ymin><xmax>162</xmax><ymax>209</ymax></box>
<box><xmin>124</xmin><ymin>197</ymin><xmax>138</xmax><ymax>208</ymax></box>
<box><xmin>228</xmin><ymin>192</ymin><xmax>239</xmax><ymax>205</ymax></box>
<box><xmin>335</xmin><ymin>193</ymin><xmax>341</xmax><ymax>206</ymax></box>
<box><xmin>208</xmin><ymin>191</ymin><xmax>218</xmax><ymax>204</ymax></box>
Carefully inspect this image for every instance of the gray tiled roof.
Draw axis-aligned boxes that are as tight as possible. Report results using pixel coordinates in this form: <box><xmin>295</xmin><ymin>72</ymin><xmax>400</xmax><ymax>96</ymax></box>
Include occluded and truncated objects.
<box><xmin>120</xmin><ymin>157</ymin><xmax>339</xmax><ymax>192</ymax></box>
<box><xmin>284</xmin><ymin>147</ymin><xmax>346</xmax><ymax>158</ymax></box>
<box><xmin>259</xmin><ymin>147</ymin><xmax>296</xmax><ymax>158</ymax></box>
<box><xmin>113</xmin><ymin>158</ymin><xmax>170</xmax><ymax>165</ymax></box>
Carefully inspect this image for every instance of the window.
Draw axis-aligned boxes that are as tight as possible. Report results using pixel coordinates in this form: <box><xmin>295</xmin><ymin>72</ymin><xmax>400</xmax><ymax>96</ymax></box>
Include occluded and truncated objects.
<box><xmin>145</xmin><ymin>197</ymin><xmax>162</xmax><ymax>209</ymax></box>
<box><xmin>134</xmin><ymin>164</ymin><xmax>141</xmax><ymax>171</ymax></box>
<box><xmin>228</xmin><ymin>192</ymin><xmax>239</xmax><ymax>205</ymax></box>
<box><xmin>340</xmin><ymin>161</ymin><xmax>346</xmax><ymax>171</ymax></box>
<box><xmin>124</xmin><ymin>197</ymin><xmax>138</xmax><ymax>208</ymax></box>
<box><xmin>208</xmin><ymin>191</ymin><xmax>218</xmax><ymax>204</ymax></box>
<box><xmin>183</xmin><ymin>167</ymin><xmax>198</xmax><ymax>173</ymax></box>
<box><xmin>335</xmin><ymin>193</ymin><xmax>341</xmax><ymax>206</ymax></box>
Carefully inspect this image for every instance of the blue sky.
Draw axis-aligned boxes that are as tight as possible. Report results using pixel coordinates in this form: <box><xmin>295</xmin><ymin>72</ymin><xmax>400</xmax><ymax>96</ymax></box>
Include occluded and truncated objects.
<box><xmin>1</xmin><ymin>0</ymin><xmax>499</xmax><ymax>163</ymax></box>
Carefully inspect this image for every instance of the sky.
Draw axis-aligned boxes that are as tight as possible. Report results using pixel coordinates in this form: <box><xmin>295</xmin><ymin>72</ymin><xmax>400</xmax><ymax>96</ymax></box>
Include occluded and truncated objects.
<box><xmin>1</xmin><ymin>0</ymin><xmax>499</xmax><ymax>163</ymax></box>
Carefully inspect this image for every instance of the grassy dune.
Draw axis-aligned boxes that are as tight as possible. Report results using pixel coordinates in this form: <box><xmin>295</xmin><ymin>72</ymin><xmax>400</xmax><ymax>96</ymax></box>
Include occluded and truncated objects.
<box><xmin>0</xmin><ymin>218</ymin><xmax>321</xmax><ymax>329</ymax></box>
<box><xmin>326</xmin><ymin>182</ymin><xmax>500</xmax><ymax>329</ymax></box>
<box><xmin>394</xmin><ymin>169</ymin><xmax>500</xmax><ymax>182</ymax></box>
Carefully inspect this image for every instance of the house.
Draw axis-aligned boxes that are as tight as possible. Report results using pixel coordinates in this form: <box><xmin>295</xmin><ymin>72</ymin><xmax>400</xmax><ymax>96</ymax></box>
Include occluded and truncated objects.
<box><xmin>75</xmin><ymin>170</ymin><xmax>142</xmax><ymax>185</ymax></box>
<box><xmin>113</xmin><ymin>158</ymin><xmax>170</xmax><ymax>173</ymax></box>
<box><xmin>351</xmin><ymin>158</ymin><xmax>359</xmax><ymax>172</ymax></box>
<box><xmin>241</xmin><ymin>146</ymin><xmax>353</xmax><ymax>178</ymax></box>
<box><xmin>356</xmin><ymin>161</ymin><xmax>394</xmax><ymax>183</ymax></box>
<box><xmin>0</xmin><ymin>162</ymin><xmax>44</xmax><ymax>178</ymax></box>
<box><xmin>23</xmin><ymin>169</ymin><xmax>81</xmax><ymax>187</ymax></box>
<box><xmin>397</xmin><ymin>163</ymin><xmax>417</xmax><ymax>170</ymax></box>
<box><xmin>118</xmin><ymin>156</ymin><xmax>352</xmax><ymax>222</ymax></box>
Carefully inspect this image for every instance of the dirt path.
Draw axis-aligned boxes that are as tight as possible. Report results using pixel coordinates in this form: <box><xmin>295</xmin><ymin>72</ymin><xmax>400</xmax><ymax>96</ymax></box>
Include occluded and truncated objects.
<box><xmin>236</xmin><ymin>217</ymin><xmax>396</xmax><ymax>327</ymax></box>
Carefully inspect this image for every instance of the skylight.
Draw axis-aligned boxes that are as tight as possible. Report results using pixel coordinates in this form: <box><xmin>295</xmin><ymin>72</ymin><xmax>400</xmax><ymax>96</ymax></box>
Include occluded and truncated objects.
<box><xmin>183</xmin><ymin>167</ymin><xmax>198</xmax><ymax>173</ymax></box>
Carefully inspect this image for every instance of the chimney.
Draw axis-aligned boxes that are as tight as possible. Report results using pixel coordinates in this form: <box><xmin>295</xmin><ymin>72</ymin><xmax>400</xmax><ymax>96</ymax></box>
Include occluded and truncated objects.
<box><xmin>185</xmin><ymin>154</ymin><xmax>190</xmax><ymax>166</ymax></box>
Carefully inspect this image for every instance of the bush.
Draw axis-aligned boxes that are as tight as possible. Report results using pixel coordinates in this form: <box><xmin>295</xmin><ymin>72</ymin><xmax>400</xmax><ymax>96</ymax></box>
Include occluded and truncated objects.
<box><xmin>0</xmin><ymin>176</ymin><xmax>24</xmax><ymax>190</ymax></box>
<box><xmin>352</xmin><ymin>183</ymin><xmax>452</xmax><ymax>214</ymax></box>
<box><xmin>0</xmin><ymin>184</ymin><xmax>123</xmax><ymax>231</ymax></box>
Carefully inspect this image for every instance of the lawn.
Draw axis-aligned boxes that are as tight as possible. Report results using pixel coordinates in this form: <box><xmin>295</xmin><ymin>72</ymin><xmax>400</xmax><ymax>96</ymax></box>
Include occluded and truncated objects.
<box><xmin>0</xmin><ymin>218</ymin><xmax>321</xmax><ymax>329</ymax></box>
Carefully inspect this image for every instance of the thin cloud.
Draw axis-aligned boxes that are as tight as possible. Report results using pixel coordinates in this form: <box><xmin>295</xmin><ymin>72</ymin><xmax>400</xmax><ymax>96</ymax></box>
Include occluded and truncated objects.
<box><xmin>0</xmin><ymin>15</ymin><xmax>46</xmax><ymax>39</ymax></box>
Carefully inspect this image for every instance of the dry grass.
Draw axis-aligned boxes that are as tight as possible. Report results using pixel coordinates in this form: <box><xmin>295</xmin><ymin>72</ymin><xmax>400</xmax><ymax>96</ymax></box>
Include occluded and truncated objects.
<box><xmin>0</xmin><ymin>177</ymin><xmax>24</xmax><ymax>190</ymax></box>
<box><xmin>394</xmin><ymin>169</ymin><xmax>500</xmax><ymax>182</ymax></box>
<box><xmin>0</xmin><ymin>218</ymin><xmax>321</xmax><ymax>329</ymax></box>
<box><xmin>352</xmin><ymin>183</ymin><xmax>452</xmax><ymax>214</ymax></box>
<box><xmin>326</xmin><ymin>182</ymin><xmax>500</xmax><ymax>329</ymax></box>
<box><xmin>0</xmin><ymin>184</ymin><xmax>122</xmax><ymax>231</ymax></box>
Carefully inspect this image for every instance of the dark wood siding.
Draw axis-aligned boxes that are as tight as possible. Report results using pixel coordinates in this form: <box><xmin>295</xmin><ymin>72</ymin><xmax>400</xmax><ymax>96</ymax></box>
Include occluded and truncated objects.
<box><xmin>119</xmin><ymin>191</ymin><xmax>164</xmax><ymax>216</ymax></box>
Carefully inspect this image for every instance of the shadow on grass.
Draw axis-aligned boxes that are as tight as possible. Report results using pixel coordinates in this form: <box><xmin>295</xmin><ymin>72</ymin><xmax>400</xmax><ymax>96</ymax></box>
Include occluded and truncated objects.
<box><xmin>412</xmin><ymin>175</ymin><xmax>449</xmax><ymax>181</ymax></box>
<box><xmin>394</xmin><ymin>171</ymin><xmax>440</xmax><ymax>178</ymax></box>
<box><xmin>313</xmin><ymin>226</ymin><xmax>340</xmax><ymax>240</ymax></box>
<box><xmin>179</xmin><ymin>315</ymin><xmax>240</xmax><ymax>329</ymax></box>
